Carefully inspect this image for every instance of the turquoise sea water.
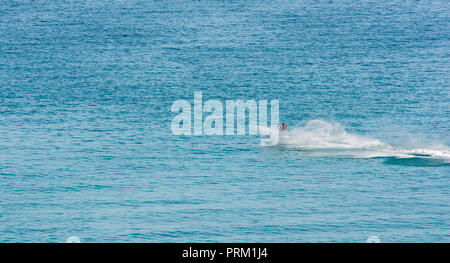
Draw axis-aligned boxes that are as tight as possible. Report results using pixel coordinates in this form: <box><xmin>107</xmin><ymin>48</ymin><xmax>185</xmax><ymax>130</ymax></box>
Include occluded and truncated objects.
<box><xmin>0</xmin><ymin>0</ymin><xmax>449</xmax><ymax>242</ymax></box>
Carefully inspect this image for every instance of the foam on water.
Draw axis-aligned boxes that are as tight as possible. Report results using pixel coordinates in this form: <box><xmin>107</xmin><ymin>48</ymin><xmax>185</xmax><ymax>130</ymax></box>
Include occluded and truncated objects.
<box><xmin>259</xmin><ymin>120</ymin><xmax>450</xmax><ymax>165</ymax></box>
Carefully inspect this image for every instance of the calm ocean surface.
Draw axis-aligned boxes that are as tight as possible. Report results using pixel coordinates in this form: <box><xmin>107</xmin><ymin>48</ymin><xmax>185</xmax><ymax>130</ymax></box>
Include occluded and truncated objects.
<box><xmin>0</xmin><ymin>0</ymin><xmax>449</xmax><ymax>242</ymax></box>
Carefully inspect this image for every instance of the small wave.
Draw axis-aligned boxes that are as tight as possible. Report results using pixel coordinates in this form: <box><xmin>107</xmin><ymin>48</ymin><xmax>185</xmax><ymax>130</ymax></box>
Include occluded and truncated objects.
<box><xmin>258</xmin><ymin>120</ymin><xmax>450</xmax><ymax>166</ymax></box>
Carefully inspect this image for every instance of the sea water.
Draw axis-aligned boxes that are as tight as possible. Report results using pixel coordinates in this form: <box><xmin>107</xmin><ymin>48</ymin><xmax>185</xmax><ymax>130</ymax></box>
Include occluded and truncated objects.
<box><xmin>0</xmin><ymin>0</ymin><xmax>448</xmax><ymax>242</ymax></box>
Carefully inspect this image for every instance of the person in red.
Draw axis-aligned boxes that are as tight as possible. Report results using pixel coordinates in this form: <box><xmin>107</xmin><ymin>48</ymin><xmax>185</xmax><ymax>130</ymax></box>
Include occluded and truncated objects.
<box><xmin>282</xmin><ymin>123</ymin><xmax>287</xmax><ymax>130</ymax></box>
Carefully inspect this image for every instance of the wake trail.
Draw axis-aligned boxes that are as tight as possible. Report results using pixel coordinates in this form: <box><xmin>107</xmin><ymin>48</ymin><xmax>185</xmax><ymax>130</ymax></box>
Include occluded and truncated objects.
<box><xmin>258</xmin><ymin>120</ymin><xmax>450</xmax><ymax>165</ymax></box>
